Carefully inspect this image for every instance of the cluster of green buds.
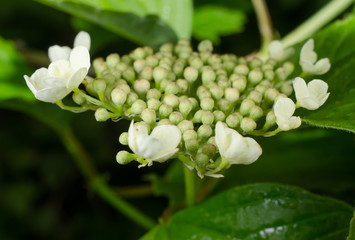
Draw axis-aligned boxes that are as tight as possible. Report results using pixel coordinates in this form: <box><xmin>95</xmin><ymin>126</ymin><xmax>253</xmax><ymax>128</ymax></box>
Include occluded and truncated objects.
<box><xmin>24</xmin><ymin>32</ymin><xmax>331</xmax><ymax>177</ymax></box>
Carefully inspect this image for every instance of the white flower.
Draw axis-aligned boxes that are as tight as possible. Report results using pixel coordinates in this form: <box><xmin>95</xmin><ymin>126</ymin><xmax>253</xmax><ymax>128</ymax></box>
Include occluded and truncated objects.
<box><xmin>268</xmin><ymin>40</ymin><xmax>294</xmax><ymax>62</ymax></box>
<box><xmin>215</xmin><ymin>122</ymin><xmax>262</xmax><ymax>165</ymax></box>
<box><xmin>273</xmin><ymin>97</ymin><xmax>301</xmax><ymax>131</ymax></box>
<box><xmin>128</xmin><ymin>121</ymin><xmax>181</xmax><ymax>165</ymax></box>
<box><xmin>293</xmin><ymin>77</ymin><xmax>330</xmax><ymax>110</ymax></box>
<box><xmin>24</xmin><ymin>46</ymin><xmax>90</xmax><ymax>103</ymax></box>
<box><xmin>48</xmin><ymin>31</ymin><xmax>91</xmax><ymax>62</ymax></box>
<box><xmin>299</xmin><ymin>39</ymin><xmax>330</xmax><ymax>75</ymax></box>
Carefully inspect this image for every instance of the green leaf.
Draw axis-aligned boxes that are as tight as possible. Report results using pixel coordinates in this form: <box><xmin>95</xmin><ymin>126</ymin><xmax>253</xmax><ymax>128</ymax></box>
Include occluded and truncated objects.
<box><xmin>290</xmin><ymin>16</ymin><xmax>355</xmax><ymax>132</ymax></box>
<box><xmin>141</xmin><ymin>183</ymin><xmax>353</xmax><ymax>240</ymax></box>
<box><xmin>0</xmin><ymin>37</ymin><xmax>34</xmax><ymax>101</ymax></box>
<box><xmin>37</xmin><ymin>0</ymin><xmax>193</xmax><ymax>47</ymax></box>
<box><xmin>192</xmin><ymin>5</ymin><xmax>246</xmax><ymax>44</ymax></box>
<box><xmin>348</xmin><ymin>211</ymin><xmax>355</xmax><ymax>240</ymax></box>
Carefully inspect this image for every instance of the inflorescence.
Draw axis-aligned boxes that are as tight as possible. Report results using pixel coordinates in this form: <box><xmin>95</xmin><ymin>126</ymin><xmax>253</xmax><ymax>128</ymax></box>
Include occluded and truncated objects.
<box><xmin>24</xmin><ymin>33</ymin><xmax>331</xmax><ymax>178</ymax></box>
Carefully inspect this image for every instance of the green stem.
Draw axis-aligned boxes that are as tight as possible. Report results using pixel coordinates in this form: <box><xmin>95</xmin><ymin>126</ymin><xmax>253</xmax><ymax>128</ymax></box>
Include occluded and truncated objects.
<box><xmin>184</xmin><ymin>164</ymin><xmax>196</xmax><ymax>207</ymax></box>
<box><xmin>57</xmin><ymin>128</ymin><xmax>156</xmax><ymax>230</ymax></box>
<box><xmin>73</xmin><ymin>88</ymin><xmax>118</xmax><ymax>113</ymax></box>
<box><xmin>281</xmin><ymin>0</ymin><xmax>353</xmax><ymax>47</ymax></box>
<box><xmin>251</xmin><ymin>0</ymin><xmax>274</xmax><ymax>56</ymax></box>
<box><xmin>56</xmin><ymin>100</ymin><xmax>89</xmax><ymax>113</ymax></box>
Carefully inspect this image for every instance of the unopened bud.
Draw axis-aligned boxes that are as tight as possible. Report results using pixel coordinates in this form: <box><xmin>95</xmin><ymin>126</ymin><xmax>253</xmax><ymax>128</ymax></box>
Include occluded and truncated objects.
<box><xmin>198</xmin><ymin>40</ymin><xmax>213</xmax><ymax>52</ymax></box>
<box><xmin>93</xmin><ymin>58</ymin><xmax>107</xmax><ymax>75</ymax></box>
<box><xmin>179</xmin><ymin>99</ymin><xmax>193</xmax><ymax>117</ymax></box>
<box><xmin>208</xmin><ymin>54</ymin><xmax>221</xmax><ymax>66</ymax></box>
<box><xmin>226</xmin><ymin>112</ymin><xmax>242</xmax><ymax>128</ymax></box>
<box><xmin>95</xmin><ymin>108</ymin><xmax>111</xmax><ymax>122</ymax></box>
<box><xmin>249</xmin><ymin>57</ymin><xmax>263</xmax><ymax>69</ymax></box>
<box><xmin>202</xmin><ymin>67</ymin><xmax>216</xmax><ymax>84</ymax></box>
<box><xmin>123</xmin><ymin>67</ymin><xmax>135</xmax><ymax>84</ymax></box>
<box><xmin>201</xmin><ymin>111</ymin><xmax>214</xmax><ymax>125</ymax></box>
<box><xmin>169</xmin><ymin>111</ymin><xmax>183</xmax><ymax>125</ymax></box>
<box><xmin>165</xmin><ymin>82</ymin><xmax>180</xmax><ymax>95</ymax></box>
<box><xmin>241</xmin><ymin>117</ymin><xmax>257</xmax><ymax>132</ymax></box>
<box><xmin>210</xmin><ymin>85</ymin><xmax>224</xmax><ymax>100</ymax></box>
<box><xmin>207</xmin><ymin>136</ymin><xmax>216</xmax><ymax>146</ymax></box>
<box><xmin>146</xmin><ymin>88</ymin><xmax>161</xmax><ymax>100</ymax></box>
<box><xmin>117</xmin><ymin>62</ymin><xmax>128</xmax><ymax>71</ymax></box>
<box><xmin>265</xmin><ymin>110</ymin><xmax>276</xmax><ymax>127</ymax></box>
<box><xmin>116</xmin><ymin>151</ymin><xmax>136</xmax><ymax>165</ymax></box>
<box><xmin>199</xmin><ymin>143</ymin><xmax>217</xmax><ymax>159</ymax></box>
<box><xmin>93</xmin><ymin>79</ymin><xmax>106</xmax><ymax>94</ymax></box>
<box><xmin>255</xmin><ymin>84</ymin><xmax>268</xmax><ymax>95</ymax></box>
<box><xmin>126</xmin><ymin>92</ymin><xmax>138</xmax><ymax>106</ymax></box>
<box><xmin>217</xmin><ymin>79</ymin><xmax>229</xmax><ymax>89</ymax></box>
<box><xmin>275</xmin><ymin>93</ymin><xmax>288</xmax><ymax>101</ymax></box>
<box><xmin>185</xmin><ymin>138</ymin><xmax>199</xmax><ymax>153</ymax></box>
<box><xmin>173</xmin><ymin>63</ymin><xmax>185</xmax><ymax>76</ymax></box>
<box><xmin>193</xmin><ymin>110</ymin><xmax>204</xmax><ymax>123</ymax></box>
<box><xmin>184</xmin><ymin>66</ymin><xmax>199</xmax><ymax>83</ymax></box>
<box><xmin>130</xmin><ymin>100</ymin><xmax>146</xmax><ymax>114</ymax></box>
<box><xmin>159</xmin><ymin>104</ymin><xmax>173</xmax><ymax>119</ymax></box>
<box><xmin>183</xmin><ymin>129</ymin><xmax>198</xmax><ymax>141</ymax></box>
<box><xmin>260</xmin><ymin>80</ymin><xmax>271</xmax><ymax>87</ymax></box>
<box><xmin>158</xmin><ymin>119</ymin><xmax>172</xmax><ymax>126</ymax></box>
<box><xmin>281</xmin><ymin>82</ymin><xmax>293</xmax><ymax>96</ymax></box>
<box><xmin>200</xmin><ymin>97</ymin><xmax>215</xmax><ymax>111</ymax></box>
<box><xmin>283</xmin><ymin>62</ymin><xmax>295</xmax><ymax>76</ymax></box>
<box><xmin>188</xmin><ymin>97</ymin><xmax>199</xmax><ymax>110</ymax></box>
<box><xmin>264</xmin><ymin>88</ymin><xmax>279</xmax><ymax>103</ymax></box>
<box><xmin>160</xmin><ymin>42</ymin><xmax>173</xmax><ymax>53</ymax></box>
<box><xmin>133</xmin><ymin>59</ymin><xmax>146</xmax><ymax>73</ymax></box>
<box><xmin>153</xmin><ymin>66</ymin><xmax>168</xmax><ymax>83</ymax></box>
<box><xmin>178</xmin><ymin>120</ymin><xmax>194</xmax><ymax>133</ymax></box>
<box><xmin>130</xmin><ymin>47</ymin><xmax>146</xmax><ymax>60</ymax></box>
<box><xmin>225</xmin><ymin>88</ymin><xmax>239</xmax><ymax>103</ymax></box>
<box><xmin>213</xmin><ymin>110</ymin><xmax>226</xmax><ymax>122</ymax></box>
<box><xmin>134</xmin><ymin>79</ymin><xmax>150</xmax><ymax>95</ymax></box>
<box><xmin>262</xmin><ymin>63</ymin><xmax>274</xmax><ymax>71</ymax></box>
<box><xmin>163</xmin><ymin>94</ymin><xmax>179</xmax><ymax>108</ymax></box>
<box><xmin>72</xmin><ymin>91</ymin><xmax>86</xmax><ymax>105</ymax></box>
<box><xmin>248</xmin><ymin>69</ymin><xmax>263</xmax><ymax>85</ymax></box>
<box><xmin>240</xmin><ymin>99</ymin><xmax>255</xmax><ymax>115</ymax></box>
<box><xmin>264</xmin><ymin>69</ymin><xmax>275</xmax><ymax>81</ymax></box>
<box><xmin>190</xmin><ymin>57</ymin><xmax>203</xmax><ymax>70</ymax></box>
<box><xmin>176</xmin><ymin>79</ymin><xmax>188</xmax><ymax>93</ymax></box>
<box><xmin>111</xmin><ymin>88</ymin><xmax>127</xmax><ymax>106</ymax></box>
<box><xmin>141</xmin><ymin>108</ymin><xmax>156</xmax><ymax>125</ymax></box>
<box><xmin>249</xmin><ymin>106</ymin><xmax>263</xmax><ymax>120</ymax></box>
<box><xmin>222</xmin><ymin>61</ymin><xmax>235</xmax><ymax>73</ymax></box>
<box><xmin>146</xmin><ymin>55</ymin><xmax>159</xmax><ymax>68</ymax></box>
<box><xmin>106</xmin><ymin>53</ymin><xmax>120</xmax><ymax>68</ymax></box>
<box><xmin>200</xmin><ymin>51</ymin><xmax>211</xmax><ymax>63</ymax></box>
<box><xmin>195</xmin><ymin>153</ymin><xmax>209</xmax><ymax>168</ymax></box>
<box><xmin>217</xmin><ymin>98</ymin><xmax>230</xmax><ymax>112</ymax></box>
<box><xmin>119</xmin><ymin>132</ymin><xmax>128</xmax><ymax>145</ymax></box>
<box><xmin>234</xmin><ymin>64</ymin><xmax>249</xmax><ymax>75</ymax></box>
<box><xmin>248</xmin><ymin>90</ymin><xmax>263</xmax><ymax>104</ymax></box>
<box><xmin>275</xmin><ymin>67</ymin><xmax>287</xmax><ymax>81</ymax></box>
<box><xmin>144</xmin><ymin>46</ymin><xmax>153</xmax><ymax>56</ymax></box>
<box><xmin>197</xmin><ymin>86</ymin><xmax>211</xmax><ymax>99</ymax></box>
<box><xmin>197</xmin><ymin>124</ymin><xmax>213</xmax><ymax>139</ymax></box>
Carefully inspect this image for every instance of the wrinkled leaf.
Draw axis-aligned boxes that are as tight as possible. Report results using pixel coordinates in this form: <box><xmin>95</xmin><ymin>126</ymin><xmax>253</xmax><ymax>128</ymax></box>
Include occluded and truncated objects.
<box><xmin>193</xmin><ymin>5</ymin><xmax>246</xmax><ymax>44</ymax></box>
<box><xmin>141</xmin><ymin>183</ymin><xmax>353</xmax><ymax>240</ymax></box>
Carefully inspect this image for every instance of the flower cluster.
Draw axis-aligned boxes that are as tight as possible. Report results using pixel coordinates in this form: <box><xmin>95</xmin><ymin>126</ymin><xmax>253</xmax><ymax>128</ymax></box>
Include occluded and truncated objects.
<box><xmin>24</xmin><ymin>33</ymin><xmax>331</xmax><ymax>177</ymax></box>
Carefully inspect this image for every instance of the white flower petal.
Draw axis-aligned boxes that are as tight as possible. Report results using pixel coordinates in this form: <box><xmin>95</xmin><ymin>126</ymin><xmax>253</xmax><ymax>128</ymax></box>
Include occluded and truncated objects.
<box><xmin>268</xmin><ymin>41</ymin><xmax>284</xmax><ymax>61</ymax></box>
<box><xmin>128</xmin><ymin>121</ymin><xmax>148</xmax><ymax>154</ymax></box>
<box><xmin>243</xmin><ymin>137</ymin><xmax>263</xmax><ymax>165</ymax></box>
<box><xmin>35</xmin><ymin>84</ymin><xmax>70</xmax><ymax>103</ymax></box>
<box><xmin>67</xmin><ymin>68</ymin><xmax>88</xmax><ymax>90</ymax></box>
<box><xmin>149</xmin><ymin>148</ymin><xmax>179</xmax><ymax>163</ymax></box>
<box><xmin>73</xmin><ymin>31</ymin><xmax>91</xmax><ymax>50</ymax></box>
<box><xmin>48</xmin><ymin>45</ymin><xmax>71</xmax><ymax>62</ymax></box>
<box><xmin>24</xmin><ymin>75</ymin><xmax>38</xmax><ymax>95</ymax></box>
<box><xmin>300</xmin><ymin>39</ymin><xmax>317</xmax><ymax>63</ymax></box>
<box><xmin>136</xmin><ymin>134</ymin><xmax>165</xmax><ymax>159</ymax></box>
<box><xmin>293</xmin><ymin>77</ymin><xmax>309</xmax><ymax>102</ymax></box>
<box><xmin>288</xmin><ymin>116</ymin><xmax>301</xmax><ymax>129</ymax></box>
<box><xmin>70</xmin><ymin>46</ymin><xmax>90</xmax><ymax>71</ymax></box>
<box><xmin>314</xmin><ymin>58</ymin><xmax>331</xmax><ymax>75</ymax></box>
<box><xmin>300</xmin><ymin>97</ymin><xmax>320</xmax><ymax>110</ymax></box>
<box><xmin>150</xmin><ymin>125</ymin><xmax>182</xmax><ymax>152</ymax></box>
<box><xmin>215</xmin><ymin>122</ymin><xmax>228</xmax><ymax>154</ymax></box>
<box><xmin>48</xmin><ymin>60</ymin><xmax>72</xmax><ymax>79</ymax></box>
<box><xmin>274</xmin><ymin>97</ymin><xmax>295</xmax><ymax>120</ymax></box>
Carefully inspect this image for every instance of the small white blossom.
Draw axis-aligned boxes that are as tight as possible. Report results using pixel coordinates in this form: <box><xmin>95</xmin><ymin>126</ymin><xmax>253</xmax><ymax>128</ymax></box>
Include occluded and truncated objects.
<box><xmin>299</xmin><ymin>39</ymin><xmax>330</xmax><ymax>75</ymax></box>
<box><xmin>128</xmin><ymin>121</ymin><xmax>181</xmax><ymax>165</ymax></box>
<box><xmin>215</xmin><ymin>121</ymin><xmax>262</xmax><ymax>165</ymax></box>
<box><xmin>268</xmin><ymin>40</ymin><xmax>294</xmax><ymax>62</ymax></box>
<box><xmin>273</xmin><ymin>97</ymin><xmax>301</xmax><ymax>131</ymax></box>
<box><xmin>24</xmin><ymin>46</ymin><xmax>90</xmax><ymax>103</ymax></box>
<box><xmin>293</xmin><ymin>77</ymin><xmax>330</xmax><ymax>110</ymax></box>
<box><xmin>48</xmin><ymin>31</ymin><xmax>91</xmax><ymax>62</ymax></box>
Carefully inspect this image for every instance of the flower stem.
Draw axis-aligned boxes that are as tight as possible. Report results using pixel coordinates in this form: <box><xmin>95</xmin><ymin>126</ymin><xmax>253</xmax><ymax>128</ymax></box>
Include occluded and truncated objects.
<box><xmin>56</xmin><ymin>100</ymin><xmax>89</xmax><ymax>113</ymax></box>
<box><xmin>183</xmin><ymin>164</ymin><xmax>196</xmax><ymax>207</ymax></box>
<box><xmin>57</xmin><ymin>128</ymin><xmax>156</xmax><ymax>230</ymax></box>
<box><xmin>251</xmin><ymin>0</ymin><xmax>274</xmax><ymax>56</ymax></box>
<box><xmin>281</xmin><ymin>0</ymin><xmax>353</xmax><ymax>47</ymax></box>
<box><xmin>73</xmin><ymin>88</ymin><xmax>118</xmax><ymax>113</ymax></box>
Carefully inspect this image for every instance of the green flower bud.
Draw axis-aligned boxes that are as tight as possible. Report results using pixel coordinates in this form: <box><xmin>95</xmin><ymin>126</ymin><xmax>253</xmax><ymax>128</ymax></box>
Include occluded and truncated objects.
<box><xmin>140</xmin><ymin>66</ymin><xmax>153</xmax><ymax>81</ymax></box>
<box><xmin>179</xmin><ymin>95</ymin><xmax>188</xmax><ymax>102</ymax></box>
<box><xmin>179</xmin><ymin>99</ymin><xmax>193</xmax><ymax>117</ymax></box>
<box><xmin>200</xmin><ymin>97</ymin><xmax>215</xmax><ymax>111</ymax></box>
<box><xmin>130</xmin><ymin>99</ymin><xmax>146</xmax><ymax>114</ymax></box>
<box><xmin>159</xmin><ymin>104</ymin><xmax>173</xmax><ymax>119</ymax></box>
<box><xmin>93</xmin><ymin>79</ymin><xmax>106</xmax><ymax>94</ymax></box>
<box><xmin>178</xmin><ymin>120</ymin><xmax>194</xmax><ymax>133</ymax></box>
<box><xmin>169</xmin><ymin>111</ymin><xmax>183</xmax><ymax>125</ymax></box>
<box><xmin>275</xmin><ymin>93</ymin><xmax>287</xmax><ymax>101</ymax></box>
<box><xmin>161</xmin><ymin>57</ymin><xmax>173</xmax><ymax>67</ymax></box>
<box><xmin>190</xmin><ymin>57</ymin><xmax>203</xmax><ymax>70</ymax></box>
<box><xmin>264</xmin><ymin>88</ymin><xmax>280</xmax><ymax>103</ymax></box>
<box><xmin>283</xmin><ymin>62</ymin><xmax>295</xmax><ymax>76</ymax></box>
<box><xmin>264</xmin><ymin>69</ymin><xmax>275</xmax><ymax>81</ymax></box>
<box><xmin>119</xmin><ymin>132</ymin><xmax>128</xmax><ymax>145</ymax></box>
<box><xmin>260</xmin><ymin>80</ymin><xmax>271</xmax><ymax>87</ymax></box>
<box><xmin>184</xmin><ymin>66</ymin><xmax>199</xmax><ymax>83</ymax></box>
<box><xmin>95</xmin><ymin>108</ymin><xmax>111</xmax><ymax>122</ymax></box>
<box><xmin>266</xmin><ymin>58</ymin><xmax>277</xmax><ymax>66</ymax></box>
<box><xmin>234</xmin><ymin>64</ymin><xmax>249</xmax><ymax>75</ymax></box>
<box><xmin>241</xmin><ymin>117</ymin><xmax>257</xmax><ymax>132</ymax></box>
<box><xmin>216</xmin><ymin>68</ymin><xmax>228</xmax><ymax>77</ymax></box>
<box><xmin>106</xmin><ymin>53</ymin><xmax>120</xmax><ymax>68</ymax></box>
<box><xmin>147</xmin><ymin>98</ymin><xmax>160</xmax><ymax>111</ymax></box>
<box><xmin>93</xmin><ymin>58</ymin><xmax>107</xmax><ymax>76</ymax></box>
<box><xmin>248</xmin><ymin>90</ymin><xmax>263</xmax><ymax>104</ymax></box>
<box><xmin>249</xmin><ymin>57</ymin><xmax>263</xmax><ymax>69</ymax></box>
<box><xmin>201</xmin><ymin>111</ymin><xmax>214</xmax><ymax>125</ymax></box>
<box><xmin>116</xmin><ymin>62</ymin><xmax>128</xmax><ymax>72</ymax></box>
<box><xmin>188</xmin><ymin>97</ymin><xmax>199</xmax><ymax>110</ymax></box>
<box><xmin>199</xmin><ymin>143</ymin><xmax>217</xmax><ymax>159</ymax></box>
<box><xmin>146</xmin><ymin>55</ymin><xmax>159</xmax><ymax>68</ymax></box>
<box><xmin>111</xmin><ymin>88</ymin><xmax>127</xmax><ymax>106</ymax></box>
<box><xmin>134</xmin><ymin>79</ymin><xmax>150</xmax><ymax>95</ymax></box>
<box><xmin>265</xmin><ymin>110</ymin><xmax>276</xmax><ymax>128</ymax></box>
<box><xmin>173</xmin><ymin>63</ymin><xmax>185</xmax><ymax>77</ymax></box>
<box><xmin>197</xmin><ymin>86</ymin><xmax>212</xmax><ymax>100</ymax></box>
<box><xmin>217</xmin><ymin>98</ymin><xmax>230</xmax><ymax>112</ymax></box>
<box><xmin>116</xmin><ymin>151</ymin><xmax>136</xmax><ymax>165</ymax></box>
<box><xmin>202</xmin><ymin>67</ymin><xmax>216</xmax><ymax>84</ymax></box>
<box><xmin>133</xmin><ymin>59</ymin><xmax>146</xmax><ymax>73</ymax></box>
<box><xmin>210</xmin><ymin>85</ymin><xmax>224</xmax><ymax>100</ymax></box>
<box><xmin>117</xmin><ymin>83</ymin><xmax>131</xmax><ymax>94</ymax></box>
<box><xmin>195</xmin><ymin>152</ymin><xmax>209</xmax><ymax>168</ymax></box>
<box><xmin>222</xmin><ymin>61</ymin><xmax>236</xmax><ymax>73</ymax></box>
<box><xmin>183</xmin><ymin>129</ymin><xmax>198</xmax><ymax>141</ymax></box>
<box><xmin>217</xmin><ymin>79</ymin><xmax>229</xmax><ymax>89</ymax></box>
<box><xmin>248</xmin><ymin>69</ymin><xmax>263</xmax><ymax>85</ymax></box>
<box><xmin>158</xmin><ymin>119</ymin><xmax>172</xmax><ymax>126</ymax></box>
<box><xmin>255</xmin><ymin>84</ymin><xmax>268</xmax><ymax>95</ymax></box>
<box><xmin>240</xmin><ymin>99</ymin><xmax>255</xmax><ymax>115</ymax></box>
<box><xmin>185</xmin><ymin>138</ymin><xmax>199</xmax><ymax>153</ymax></box>
<box><xmin>225</xmin><ymin>87</ymin><xmax>240</xmax><ymax>103</ymax></box>
<box><xmin>123</xmin><ymin>67</ymin><xmax>135</xmax><ymax>84</ymax></box>
<box><xmin>130</xmin><ymin>47</ymin><xmax>146</xmax><ymax>60</ymax></box>
<box><xmin>72</xmin><ymin>91</ymin><xmax>86</xmax><ymax>105</ymax></box>
<box><xmin>159</xmin><ymin>62</ymin><xmax>171</xmax><ymax>71</ymax></box>
<box><xmin>144</xmin><ymin>46</ymin><xmax>154</xmax><ymax>56</ymax></box>
<box><xmin>163</xmin><ymin>94</ymin><xmax>179</xmax><ymax>108</ymax></box>
<box><xmin>146</xmin><ymin>88</ymin><xmax>161</xmax><ymax>100</ymax></box>
<box><xmin>261</xmin><ymin>63</ymin><xmax>274</xmax><ymax>71</ymax></box>
<box><xmin>275</xmin><ymin>67</ymin><xmax>287</xmax><ymax>81</ymax></box>
<box><xmin>160</xmin><ymin>42</ymin><xmax>173</xmax><ymax>53</ymax></box>
<box><xmin>281</xmin><ymin>82</ymin><xmax>293</xmax><ymax>96</ymax></box>
<box><xmin>249</xmin><ymin>105</ymin><xmax>263</xmax><ymax>120</ymax></box>
<box><xmin>207</xmin><ymin>136</ymin><xmax>216</xmax><ymax>146</ymax></box>
<box><xmin>153</xmin><ymin>66</ymin><xmax>168</xmax><ymax>83</ymax></box>
<box><xmin>165</xmin><ymin>82</ymin><xmax>180</xmax><ymax>95</ymax></box>
<box><xmin>226</xmin><ymin>112</ymin><xmax>242</xmax><ymax>128</ymax></box>
<box><xmin>176</xmin><ymin>79</ymin><xmax>188</xmax><ymax>93</ymax></box>
<box><xmin>199</xmin><ymin>51</ymin><xmax>211</xmax><ymax>63</ymax></box>
<box><xmin>141</xmin><ymin>108</ymin><xmax>157</xmax><ymax>125</ymax></box>
<box><xmin>213</xmin><ymin>110</ymin><xmax>226</xmax><ymax>122</ymax></box>
<box><xmin>232</xmin><ymin>77</ymin><xmax>247</xmax><ymax>93</ymax></box>
<box><xmin>208</xmin><ymin>54</ymin><xmax>221</xmax><ymax>66</ymax></box>
<box><xmin>197</xmin><ymin>124</ymin><xmax>213</xmax><ymax>140</ymax></box>
<box><xmin>198</xmin><ymin>40</ymin><xmax>213</xmax><ymax>52</ymax></box>
<box><xmin>193</xmin><ymin>110</ymin><xmax>204</xmax><ymax>123</ymax></box>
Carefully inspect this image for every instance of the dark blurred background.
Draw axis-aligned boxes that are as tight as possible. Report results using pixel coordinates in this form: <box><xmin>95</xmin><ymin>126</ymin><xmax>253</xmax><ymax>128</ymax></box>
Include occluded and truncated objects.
<box><xmin>0</xmin><ymin>0</ymin><xmax>354</xmax><ymax>239</ymax></box>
